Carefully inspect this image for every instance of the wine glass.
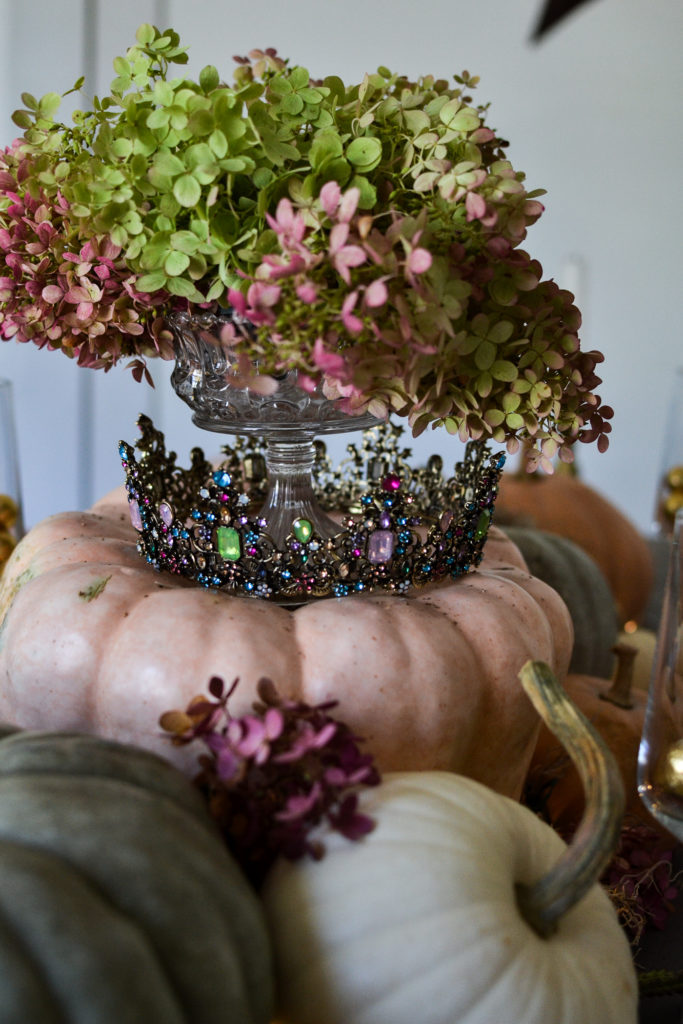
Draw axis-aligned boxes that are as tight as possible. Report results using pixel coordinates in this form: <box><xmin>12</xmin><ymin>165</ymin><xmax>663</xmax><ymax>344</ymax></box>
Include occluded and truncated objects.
<box><xmin>0</xmin><ymin>378</ymin><xmax>25</xmax><ymax>570</ymax></box>
<box><xmin>638</xmin><ymin>507</ymin><xmax>683</xmax><ymax>839</ymax></box>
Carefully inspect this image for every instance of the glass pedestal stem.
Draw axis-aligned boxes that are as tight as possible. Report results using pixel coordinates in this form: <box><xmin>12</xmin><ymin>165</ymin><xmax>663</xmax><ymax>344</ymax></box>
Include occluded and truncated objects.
<box><xmin>259</xmin><ymin>436</ymin><xmax>340</xmax><ymax>548</ymax></box>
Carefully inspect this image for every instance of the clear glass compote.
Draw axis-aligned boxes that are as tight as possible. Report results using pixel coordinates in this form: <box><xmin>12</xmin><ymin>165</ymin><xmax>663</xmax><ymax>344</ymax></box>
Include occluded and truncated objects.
<box><xmin>168</xmin><ymin>309</ymin><xmax>380</xmax><ymax>546</ymax></box>
<box><xmin>638</xmin><ymin>507</ymin><xmax>683</xmax><ymax>840</ymax></box>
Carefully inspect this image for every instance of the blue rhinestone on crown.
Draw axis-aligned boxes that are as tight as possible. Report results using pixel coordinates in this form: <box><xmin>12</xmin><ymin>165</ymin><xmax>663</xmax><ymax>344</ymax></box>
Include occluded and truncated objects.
<box><xmin>119</xmin><ymin>415</ymin><xmax>505</xmax><ymax>604</ymax></box>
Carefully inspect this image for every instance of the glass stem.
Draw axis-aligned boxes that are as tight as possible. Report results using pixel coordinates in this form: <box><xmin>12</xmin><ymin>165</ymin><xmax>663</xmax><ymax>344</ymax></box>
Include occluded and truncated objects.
<box><xmin>259</xmin><ymin>436</ymin><xmax>340</xmax><ymax>548</ymax></box>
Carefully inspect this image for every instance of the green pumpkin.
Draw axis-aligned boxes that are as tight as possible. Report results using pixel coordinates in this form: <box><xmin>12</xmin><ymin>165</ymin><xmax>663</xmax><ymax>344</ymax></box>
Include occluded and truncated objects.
<box><xmin>502</xmin><ymin>526</ymin><xmax>619</xmax><ymax>679</ymax></box>
<box><xmin>0</xmin><ymin>728</ymin><xmax>274</xmax><ymax>1024</ymax></box>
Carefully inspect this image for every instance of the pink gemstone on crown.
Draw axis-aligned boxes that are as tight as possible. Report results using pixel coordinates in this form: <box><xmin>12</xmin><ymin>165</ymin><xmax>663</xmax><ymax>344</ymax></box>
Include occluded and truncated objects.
<box><xmin>381</xmin><ymin>473</ymin><xmax>401</xmax><ymax>492</ymax></box>
<box><xmin>128</xmin><ymin>499</ymin><xmax>143</xmax><ymax>531</ymax></box>
<box><xmin>159</xmin><ymin>501</ymin><xmax>174</xmax><ymax>527</ymax></box>
<box><xmin>440</xmin><ymin>510</ymin><xmax>454</xmax><ymax>532</ymax></box>
<box><xmin>368</xmin><ymin>529</ymin><xmax>395</xmax><ymax>564</ymax></box>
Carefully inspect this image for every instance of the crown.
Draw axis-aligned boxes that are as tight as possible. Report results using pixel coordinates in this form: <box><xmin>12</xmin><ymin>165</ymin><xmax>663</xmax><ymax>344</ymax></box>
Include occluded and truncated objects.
<box><xmin>118</xmin><ymin>415</ymin><xmax>506</xmax><ymax>604</ymax></box>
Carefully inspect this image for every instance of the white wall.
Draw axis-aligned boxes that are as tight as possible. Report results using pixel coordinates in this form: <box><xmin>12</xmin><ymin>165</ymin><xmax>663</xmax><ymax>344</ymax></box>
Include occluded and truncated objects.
<box><xmin>1</xmin><ymin>0</ymin><xmax>681</xmax><ymax>533</ymax></box>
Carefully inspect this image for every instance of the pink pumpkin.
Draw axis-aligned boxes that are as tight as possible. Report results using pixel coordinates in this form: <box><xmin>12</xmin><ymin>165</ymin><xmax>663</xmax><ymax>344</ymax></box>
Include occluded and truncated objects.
<box><xmin>0</xmin><ymin>491</ymin><xmax>572</xmax><ymax>799</ymax></box>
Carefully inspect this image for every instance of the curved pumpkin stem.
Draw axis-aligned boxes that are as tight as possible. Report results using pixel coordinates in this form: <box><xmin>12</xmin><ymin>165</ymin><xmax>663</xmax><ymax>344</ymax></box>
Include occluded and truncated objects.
<box><xmin>516</xmin><ymin>660</ymin><xmax>625</xmax><ymax>938</ymax></box>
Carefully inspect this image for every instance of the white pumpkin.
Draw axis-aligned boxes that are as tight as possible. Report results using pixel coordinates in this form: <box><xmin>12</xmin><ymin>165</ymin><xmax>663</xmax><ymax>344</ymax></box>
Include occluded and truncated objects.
<box><xmin>262</xmin><ymin>660</ymin><xmax>638</xmax><ymax>1024</ymax></box>
<box><xmin>261</xmin><ymin>770</ymin><xmax>637</xmax><ymax>1024</ymax></box>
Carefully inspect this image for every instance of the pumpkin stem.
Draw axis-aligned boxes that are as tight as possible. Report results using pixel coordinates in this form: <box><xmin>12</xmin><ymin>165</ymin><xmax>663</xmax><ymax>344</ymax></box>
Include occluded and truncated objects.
<box><xmin>600</xmin><ymin>642</ymin><xmax>637</xmax><ymax>709</ymax></box>
<box><xmin>516</xmin><ymin>660</ymin><xmax>625</xmax><ymax>938</ymax></box>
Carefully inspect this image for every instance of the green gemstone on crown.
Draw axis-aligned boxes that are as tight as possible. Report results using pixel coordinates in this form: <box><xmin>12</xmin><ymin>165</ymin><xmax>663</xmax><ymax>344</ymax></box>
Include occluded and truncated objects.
<box><xmin>217</xmin><ymin>526</ymin><xmax>241</xmax><ymax>561</ymax></box>
<box><xmin>292</xmin><ymin>518</ymin><xmax>313</xmax><ymax>544</ymax></box>
<box><xmin>475</xmin><ymin>509</ymin><xmax>491</xmax><ymax>539</ymax></box>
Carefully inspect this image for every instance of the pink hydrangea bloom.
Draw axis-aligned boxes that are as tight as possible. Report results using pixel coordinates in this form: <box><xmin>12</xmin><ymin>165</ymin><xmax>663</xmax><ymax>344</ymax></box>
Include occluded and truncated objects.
<box><xmin>312</xmin><ymin>336</ymin><xmax>348</xmax><ymax>377</ymax></box>
<box><xmin>160</xmin><ymin>675</ymin><xmax>380</xmax><ymax>885</ymax></box>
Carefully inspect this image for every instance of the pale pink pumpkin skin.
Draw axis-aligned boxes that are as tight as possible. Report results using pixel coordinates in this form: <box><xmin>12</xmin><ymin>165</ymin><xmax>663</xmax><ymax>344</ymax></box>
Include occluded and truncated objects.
<box><xmin>0</xmin><ymin>494</ymin><xmax>572</xmax><ymax>798</ymax></box>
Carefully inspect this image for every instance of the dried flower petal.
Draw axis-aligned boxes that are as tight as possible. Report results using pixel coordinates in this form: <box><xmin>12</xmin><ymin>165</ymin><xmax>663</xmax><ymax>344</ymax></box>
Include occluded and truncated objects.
<box><xmin>601</xmin><ymin>822</ymin><xmax>681</xmax><ymax>946</ymax></box>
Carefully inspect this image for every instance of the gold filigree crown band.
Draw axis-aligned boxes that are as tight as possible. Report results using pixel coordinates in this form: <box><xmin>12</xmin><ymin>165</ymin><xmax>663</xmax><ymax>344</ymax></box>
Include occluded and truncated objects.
<box><xmin>119</xmin><ymin>416</ymin><xmax>506</xmax><ymax>603</ymax></box>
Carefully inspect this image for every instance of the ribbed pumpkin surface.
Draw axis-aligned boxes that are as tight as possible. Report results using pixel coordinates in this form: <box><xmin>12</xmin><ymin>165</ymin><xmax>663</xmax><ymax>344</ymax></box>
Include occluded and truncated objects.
<box><xmin>0</xmin><ymin>729</ymin><xmax>274</xmax><ymax>1024</ymax></box>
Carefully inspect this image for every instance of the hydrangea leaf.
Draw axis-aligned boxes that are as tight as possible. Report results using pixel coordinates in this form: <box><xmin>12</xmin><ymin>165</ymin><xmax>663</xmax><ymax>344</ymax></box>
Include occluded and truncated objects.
<box><xmin>173</xmin><ymin>173</ymin><xmax>201</xmax><ymax>207</ymax></box>
<box><xmin>135</xmin><ymin>23</ymin><xmax>155</xmax><ymax>44</ymax></box>
<box><xmin>199</xmin><ymin>65</ymin><xmax>219</xmax><ymax>92</ymax></box>
<box><xmin>209</xmin><ymin>128</ymin><xmax>228</xmax><ymax>159</ymax></box>
<box><xmin>491</xmin><ymin>360</ymin><xmax>518</xmax><ymax>382</ymax></box>
<box><xmin>186</xmin><ymin>108</ymin><xmax>212</xmax><ymax>136</ymax></box>
<box><xmin>164</xmin><ymin>250</ymin><xmax>190</xmax><ymax>276</ymax></box>
<box><xmin>136</xmin><ymin>270</ymin><xmax>167</xmax><ymax>292</ymax></box>
<box><xmin>474</xmin><ymin>340</ymin><xmax>496</xmax><ymax>370</ymax></box>
<box><xmin>320</xmin><ymin>158</ymin><xmax>352</xmax><ymax>186</ymax></box>
<box><xmin>309</xmin><ymin>132</ymin><xmax>344</xmax><ymax>171</ymax></box>
<box><xmin>346</xmin><ymin>136</ymin><xmax>382</xmax><ymax>171</ymax></box>
<box><xmin>289</xmin><ymin>66</ymin><xmax>309</xmax><ymax>90</ymax></box>
<box><xmin>281</xmin><ymin>93</ymin><xmax>304</xmax><ymax>116</ymax></box>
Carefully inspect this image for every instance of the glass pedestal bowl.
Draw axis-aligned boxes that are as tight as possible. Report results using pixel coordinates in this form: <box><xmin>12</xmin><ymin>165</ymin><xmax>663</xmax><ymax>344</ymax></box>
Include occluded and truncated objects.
<box><xmin>169</xmin><ymin>309</ymin><xmax>379</xmax><ymax>546</ymax></box>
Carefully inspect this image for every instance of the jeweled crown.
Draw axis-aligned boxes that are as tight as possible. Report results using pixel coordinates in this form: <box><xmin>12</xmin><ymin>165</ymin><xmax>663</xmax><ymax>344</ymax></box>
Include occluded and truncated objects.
<box><xmin>119</xmin><ymin>416</ymin><xmax>505</xmax><ymax>603</ymax></box>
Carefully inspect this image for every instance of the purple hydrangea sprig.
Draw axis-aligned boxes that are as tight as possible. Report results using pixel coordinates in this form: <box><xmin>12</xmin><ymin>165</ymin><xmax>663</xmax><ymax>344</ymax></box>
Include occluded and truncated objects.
<box><xmin>160</xmin><ymin>676</ymin><xmax>380</xmax><ymax>886</ymax></box>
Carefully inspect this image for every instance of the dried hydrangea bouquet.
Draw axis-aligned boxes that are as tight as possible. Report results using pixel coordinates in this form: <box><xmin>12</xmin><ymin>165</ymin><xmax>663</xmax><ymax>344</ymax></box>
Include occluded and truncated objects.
<box><xmin>0</xmin><ymin>24</ymin><xmax>610</xmax><ymax>454</ymax></box>
<box><xmin>0</xmin><ymin>24</ymin><xmax>612</xmax><ymax>593</ymax></box>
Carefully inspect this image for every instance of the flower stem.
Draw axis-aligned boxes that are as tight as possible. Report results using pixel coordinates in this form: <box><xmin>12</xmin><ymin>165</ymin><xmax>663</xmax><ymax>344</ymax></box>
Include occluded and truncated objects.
<box><xmin>516</xmin><ymin>660</ymin><xmax>625</xmax><ymax>938</ymax></box>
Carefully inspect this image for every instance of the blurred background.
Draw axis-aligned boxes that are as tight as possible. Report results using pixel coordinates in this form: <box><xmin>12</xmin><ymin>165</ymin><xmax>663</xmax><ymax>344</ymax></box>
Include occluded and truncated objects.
<box><xmin>0</xmin><ymin>0</ymin><xmax>680</xmax><ymax>533</ymax></box>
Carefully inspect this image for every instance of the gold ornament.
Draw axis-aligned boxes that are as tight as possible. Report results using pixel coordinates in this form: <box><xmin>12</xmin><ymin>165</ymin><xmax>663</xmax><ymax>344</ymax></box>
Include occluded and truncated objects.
<box><xmin>663</xmin><ymin>490</ymin><xmax>683</xmax><ymax>518</ymax></box>
<box><xmin>0</xmin><ymin>530</ymin><xmax>16</xmax><ymax>564</ymax></box>
<box><xmin>655</xmin><ymin>739</ymin><xmax>683</xmax><ymax>798</ymax></box>
<box><xmin>659</xmin><ymin>465</ymin><xmax>683</xmax><ymax>529</ymax></box>
<box><xmin>666</xmin><ymin>466</ymin><xmax>683</xmax><ymax>490</ymax></box>
<box><xmin>0</xmin><ymin>494</ymin><xmax>18</xmax><ymax>530</ymax></box>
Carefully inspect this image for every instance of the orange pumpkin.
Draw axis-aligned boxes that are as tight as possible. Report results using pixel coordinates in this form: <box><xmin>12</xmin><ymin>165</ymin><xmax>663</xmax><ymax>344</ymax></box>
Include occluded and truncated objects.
<box><xmin>496</xmin><ymin>471</ymin><xmax>653</xmax><ymax>626</ymax></box>
<box><xmin>0</xmin><ymin>493</ymin><xmax>573</xmax><ymax>801</ymax></box>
